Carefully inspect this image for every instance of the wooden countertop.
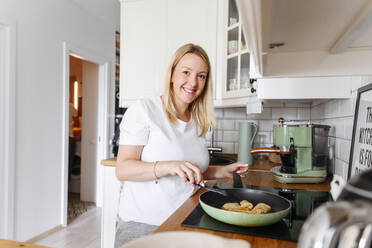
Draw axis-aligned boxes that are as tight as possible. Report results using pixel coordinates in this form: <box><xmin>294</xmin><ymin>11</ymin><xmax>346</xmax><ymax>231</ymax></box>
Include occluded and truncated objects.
<box><xmin>101</xmin><ymin>155</ymin><xmax>331</xmax><ymax>247</ymax></box>
<box><xmin>0</xmin><ymin>239</ymin><xmax>50</xmax><ymax>248</ymax></box>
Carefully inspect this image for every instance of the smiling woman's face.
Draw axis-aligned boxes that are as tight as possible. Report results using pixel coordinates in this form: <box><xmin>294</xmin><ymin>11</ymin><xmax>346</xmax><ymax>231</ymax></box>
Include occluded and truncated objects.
<box><xmin>171</xmin><ymin>53</ymin><xmax>208</xmax><ymax>108</ymax></box>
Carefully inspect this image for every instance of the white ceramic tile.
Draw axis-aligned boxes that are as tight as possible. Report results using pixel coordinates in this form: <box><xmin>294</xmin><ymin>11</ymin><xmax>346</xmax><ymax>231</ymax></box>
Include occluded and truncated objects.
<box><xmin>325</xmin><ymin>119</ymin><xmax>336</xmax><ymax>137</ymax></box>
<box><xmin>223</xmin><ymin>108</ymin><xmax>246</xmax><ymax>119</ymax></box>
<box><xmin>246</xmin><ymin>107</ymin><xmax>272</xmax><ymax>120</ymax></box>
<box><xmin>220</xmin><ymin>119</ymin><xmax>235</xmax><ymax>130</ymax></box>
<box><xmin>339</xmin><ymin>98</ymin><xmax>354</xmax><ymax>117</ymax></box>
<box><xmin>334</xmin><ymin>158</ymin><xmax>349</xmax><ymax>180</ymax></box>
<box><xmin>310</xmin><ymin>105</ymin><xmax>320</xmax><ymax>120</ymax></box>
<box><xmin>338</xmin><ymin>139</ymin><xmax>351</xmax><ymax>163</ymax></box>
<box><xmin>223</xmin><ymin>131</ymin><xmax>239</xmax><ymax>143</ymax></box>
<box><xmin>344</xmin><ymin>117</ymin><xmax>354</xmax><ymax>140</ymax></box>
<box><xmin>335</xmin><ymin>118</ymin><xmax>345</xmax><ymax>139</ymax></box>
<box><xmin>216</xmin><ymin>119</ymin><xmax>224</xmax><ymax>129</ymax></box>
<box><xmin>326</xmin><ymin>100</ymin><xmax>340</xmax><ymax>118</ymax></box>
<box><xmin>271</xmin><ymin>108</ymin><xmax>297</xmax><ymax>120</ymax></box>
<box><xmin>297</xmin><ymin>108</ymin><xmax>311</xmax><ymax>120</ymax></box>
<box><xmin>217</xmin><ymin>142</ymin><xmax>234</xmax><ymax>153</ymax></box>
<box><xmin>215</xmin><ymin>108</ymin><xmax>224</xmax><ymax>119</ymax></box>
<box><xmin>258</xmin><ymin>120</ymin><xmax>274</xmax><ymax>132</ymax></box>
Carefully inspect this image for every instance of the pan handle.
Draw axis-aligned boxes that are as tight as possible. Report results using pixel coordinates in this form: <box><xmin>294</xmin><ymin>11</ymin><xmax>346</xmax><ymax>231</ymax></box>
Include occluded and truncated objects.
<box><xmin>251</xmin><ymin>147</ymin><xmax>291</xmax><ymax>155</ymax></box>
<box><xmin>251</xmin><ymin>147</ymin><xmax>280</xmax><ymax>154</ymax></box>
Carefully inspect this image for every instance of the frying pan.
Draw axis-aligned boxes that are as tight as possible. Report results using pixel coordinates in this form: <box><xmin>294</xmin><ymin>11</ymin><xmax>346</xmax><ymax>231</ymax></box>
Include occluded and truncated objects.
<box><xmin>199</xmin><ymin>188</ymin><xmax>291</xmax><ymax>227</ymax></box>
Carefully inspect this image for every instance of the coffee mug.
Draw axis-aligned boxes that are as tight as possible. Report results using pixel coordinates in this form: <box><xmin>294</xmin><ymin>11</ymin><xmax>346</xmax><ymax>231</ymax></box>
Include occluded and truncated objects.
<box><xmin>237</xmin><ymin>122</ymin><xmax>258</xmax><ymax>165</ymax></box>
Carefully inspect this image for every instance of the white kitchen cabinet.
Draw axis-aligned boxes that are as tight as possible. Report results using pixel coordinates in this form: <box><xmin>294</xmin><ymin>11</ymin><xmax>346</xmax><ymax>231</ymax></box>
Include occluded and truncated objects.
<box><xmin>101</xmin><ymin>165</ymin><xmax>121</xmax><ymax>248</ymax></box>
<box><xmin>120</xmin><ymin>0</ymin><xmax>167</xmax><ymax>107</ymax></box>
<box><xmin>214</xmin><ymin>0</ymin><xmax>258</xmax><ymax>107</ymax></box>
<box><xmin>120</xmin><ymin>0</ymin><xmax>217</xmax><ymax>107</ymax></box>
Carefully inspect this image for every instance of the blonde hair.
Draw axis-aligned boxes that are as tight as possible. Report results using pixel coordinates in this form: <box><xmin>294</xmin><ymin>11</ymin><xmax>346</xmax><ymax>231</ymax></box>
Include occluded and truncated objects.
<box><xmin>162</xmin><ymin>43</ymin><xmax>215</xmax><ymax>137</ymax></box>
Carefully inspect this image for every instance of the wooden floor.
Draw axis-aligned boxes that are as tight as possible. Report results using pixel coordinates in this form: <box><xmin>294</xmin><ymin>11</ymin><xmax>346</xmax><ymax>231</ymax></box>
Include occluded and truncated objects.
<box><xmin>34</xmin><ymin>207</ymin><xmax>101</xmax><ymax>248</ymax></box>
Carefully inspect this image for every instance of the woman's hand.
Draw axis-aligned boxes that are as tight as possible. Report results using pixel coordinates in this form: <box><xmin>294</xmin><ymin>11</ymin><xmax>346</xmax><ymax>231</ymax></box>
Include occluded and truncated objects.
<box><xmin>160</xmin><ymin>161</ymin><xmax>204</xmax><ymax>185</ymax></box>
<box><xmin>220</xmin><ymin>162</ymin><xmax>249</xmax><ymax>178</ymax></box>
<box><xmin>204</xmin><ymin>162</ymin><xmax>248</xmax><ymax>180</ymax></box>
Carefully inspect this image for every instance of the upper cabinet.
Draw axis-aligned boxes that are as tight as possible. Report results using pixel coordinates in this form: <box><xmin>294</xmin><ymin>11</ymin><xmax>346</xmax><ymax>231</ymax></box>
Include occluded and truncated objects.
<box><xmin>214</xmin><ymin>0</ymin><xmax>259</xmax><ymax>107</ymax></box>
<box><xmin>119</xmin><ymin>0</ymin><xmax>217</xmax><ymax>107</ymax></box>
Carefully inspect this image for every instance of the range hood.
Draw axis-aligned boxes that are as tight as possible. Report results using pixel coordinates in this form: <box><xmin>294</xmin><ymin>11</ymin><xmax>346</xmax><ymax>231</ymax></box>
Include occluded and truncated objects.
<box><xmin>257</xmin><ymin>76</ymin><xmax>352</xmax><ymax>100</ymax></box>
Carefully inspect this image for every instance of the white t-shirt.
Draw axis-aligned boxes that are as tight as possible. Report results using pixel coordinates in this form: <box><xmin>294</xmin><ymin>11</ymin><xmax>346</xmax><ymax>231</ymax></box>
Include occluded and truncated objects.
<box><xmin>118</xmin><ymin>96</ymin><xmax>209</xmax><ymax>225</ymax></box>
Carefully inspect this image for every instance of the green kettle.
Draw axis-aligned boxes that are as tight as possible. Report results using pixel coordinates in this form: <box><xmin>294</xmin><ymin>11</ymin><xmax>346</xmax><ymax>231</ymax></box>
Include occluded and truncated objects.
<box><xmin>237</xmin><ymin>122</ymin><xmax>258</xmax><ymax>165</ymax></box>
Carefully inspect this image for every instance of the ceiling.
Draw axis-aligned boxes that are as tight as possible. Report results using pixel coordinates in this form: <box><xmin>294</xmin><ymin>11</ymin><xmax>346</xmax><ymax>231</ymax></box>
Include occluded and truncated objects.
<box><xmin>262</xmin><ymin>0</ymin><xmax>372</xmax><ymax>54</ymax></box>
<box><xmin>71</xmin><ymin>0</ymin><xmax>120</xmax><ymax>31</ymax></box>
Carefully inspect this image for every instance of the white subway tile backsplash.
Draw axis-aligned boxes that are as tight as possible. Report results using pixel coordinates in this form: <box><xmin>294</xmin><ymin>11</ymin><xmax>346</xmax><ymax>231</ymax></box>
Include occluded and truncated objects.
<box><xmin>213</xmin><ymin>93</ymin><xmax>356</xmax><ymax>180</ymax></box>
<box><xmin>220</xmin><ymin>119</ymin><xmax>235</xmax><ymax>130</ymax></box>
<box><xmin>334</xmin><ymin>158</ymin><xmax>349</xmax><ymax>179</ymax></box>
<box><xmin>258</xmin><ymin>120</ymin><xmax>274</xmax><ymax>132</ymax></box>
<box><xmin>215</xmin><ymin>108</ymin><xmax>224</xmax><ymax>119</ymax></box>
<box><xmin>344</xmin><ymin>117</ymin><xmax>354</xmax><ymax>140</ymax></box>
<box><xmin>272</xmin><ymin>108</ymin><xmax>297</xmax><ymax>120</ymax></box>
<box><xmin>339</xmin><ymin>98</ymin><xmax>354</xmax><ymax>117</ymax></box>
<box><xmin>223</xmin><ymin>131</ymin><xmax>239</xmax><ymax>143</ymax></box>
<box><xmin>311</xmin><ymin>104</ymin><xmax>325</xmax><ymax>120</ymax></box>
<box><xmin>339</xmin><ymin>139</ymin><xmax>351</xmax><ymax>163</ymax></box>
<box><xmin>224</xmin><ymin>107</ymin><xmax>246</xmax><ymax>119</ymax></box>
<box><xmin>218</xmin><ymin>142</ymin><xmax>235</xmax><ymax>153</ymax></box>
<box><xmin>297</xmin><ymin>108</ymin><xmax>311</xmax><ymax>120</ymax></box>
<box><xmin>324</xmin><ymin>100</ymin><xmax>339</xmax><ymax>118</ymax></box>
<box><xmin>335</xmin><ymin>118</ymin><xmax>345</xmax><ymax>139</ymax></box>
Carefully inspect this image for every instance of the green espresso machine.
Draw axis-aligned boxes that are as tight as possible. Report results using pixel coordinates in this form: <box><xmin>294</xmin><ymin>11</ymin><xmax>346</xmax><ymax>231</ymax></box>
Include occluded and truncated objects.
<box><xmin>253</xmin><ymin>118</ymin><xmax>332</xmax><ymax>183</ymax></box>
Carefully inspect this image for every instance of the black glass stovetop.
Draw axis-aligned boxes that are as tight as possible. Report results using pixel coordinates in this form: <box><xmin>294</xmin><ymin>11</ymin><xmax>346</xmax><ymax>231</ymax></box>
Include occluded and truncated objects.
<box><xmin>181</xmin><ymin>183</ymin><xmax>332</xmax><ymax>242</ymax></box>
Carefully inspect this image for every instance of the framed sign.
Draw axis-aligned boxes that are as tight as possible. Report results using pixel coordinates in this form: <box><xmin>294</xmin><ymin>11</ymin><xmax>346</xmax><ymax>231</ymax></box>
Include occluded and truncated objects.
<box><xmin>348</xmin><ymin>83</ymin><xmax>372</xmax><ymax>180</ymax></box>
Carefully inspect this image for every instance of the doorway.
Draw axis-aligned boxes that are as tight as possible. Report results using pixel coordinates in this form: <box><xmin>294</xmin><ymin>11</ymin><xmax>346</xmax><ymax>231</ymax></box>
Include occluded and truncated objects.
<box><xmin>68</xmin><ymin>56</ymin><xmax>98</xmax><ymax>223</ymax></box>
<box><xmin>62</xmin><ymin>42</ymin><xmax>110</xmax><ymax>226</ymax></box>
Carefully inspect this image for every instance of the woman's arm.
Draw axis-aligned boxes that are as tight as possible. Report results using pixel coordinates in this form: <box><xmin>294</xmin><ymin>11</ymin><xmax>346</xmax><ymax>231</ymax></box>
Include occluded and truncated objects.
<box><xmin>203</xmin><ymin>162</ymin><xmax>248</xmax><ymax>180</ymax></box>
<box><xmin>115</xmin><ymin>145</ymin><xmax>204</xmax><ymax>184</ymax></box>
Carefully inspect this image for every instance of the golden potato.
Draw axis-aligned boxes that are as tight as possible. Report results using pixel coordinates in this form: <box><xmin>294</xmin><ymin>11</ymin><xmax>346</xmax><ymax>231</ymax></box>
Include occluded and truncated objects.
<box><xmin>221</xmin><ymin>201</ymin><xmax>271</xmax><ymax>214</ymax></box>
<box><xmin>240</xmin><ymin>200</ymin><xmax>253</xmax><ymax>210</ymax></box>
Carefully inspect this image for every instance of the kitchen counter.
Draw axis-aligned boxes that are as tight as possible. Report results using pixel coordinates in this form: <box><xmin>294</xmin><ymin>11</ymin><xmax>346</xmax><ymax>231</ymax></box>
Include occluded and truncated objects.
<box><xmin>100</xmin><ymin>155</ymin><xmax>331</xmax><ymax>248</ymax></box>
<box><xmin>0</xmin><ymin>239</ymin><xmax>49</xmax><ymax>248</ymax></box>
<box><xmin>153</xmin><ymin>159</ymin><xmax>330</xmax><ymax>248</ymax></box>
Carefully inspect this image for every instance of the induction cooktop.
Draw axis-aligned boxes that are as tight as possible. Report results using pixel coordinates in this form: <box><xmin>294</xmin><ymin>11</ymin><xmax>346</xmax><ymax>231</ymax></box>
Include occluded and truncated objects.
<box><xmin>181</xmin><ymin>183</ymin><xmax>332</xmax><ymax>242</ymax></box>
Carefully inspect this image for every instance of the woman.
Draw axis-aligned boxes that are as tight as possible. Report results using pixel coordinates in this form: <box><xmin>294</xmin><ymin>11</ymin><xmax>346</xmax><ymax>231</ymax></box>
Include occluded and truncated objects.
<box><xmin>115</xmin><ymin>43</ymin><xmax>248</xmax><ymax>247</ymax></box>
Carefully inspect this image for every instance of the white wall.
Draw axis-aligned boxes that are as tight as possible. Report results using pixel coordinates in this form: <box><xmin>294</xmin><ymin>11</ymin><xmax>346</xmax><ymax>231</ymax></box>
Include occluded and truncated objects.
<box><xmin>0</xmin><ymin>0</ymin><xmax>115</xmax><ymax>241</ymax></box>
<box><xmin>0</xmin><ymin>24</ymin><xmax>6</xmax><ymax>237</ymax></box>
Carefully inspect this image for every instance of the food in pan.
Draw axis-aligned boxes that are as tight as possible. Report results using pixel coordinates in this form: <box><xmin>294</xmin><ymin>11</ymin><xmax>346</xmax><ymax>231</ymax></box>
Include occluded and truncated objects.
<box><xmin>240</xmin><ymin>200</ymin><xmax>253</xmax><ymax>210</ymax></box>
<box><xmin>251</xmin><ymin>203</ymin><xmax>271</xmax><ymax>214</ymax></box>
<box><xmin>222</xmin><ymin>200</ymin><xmax>271</xmax><ymax>214</ymax></box>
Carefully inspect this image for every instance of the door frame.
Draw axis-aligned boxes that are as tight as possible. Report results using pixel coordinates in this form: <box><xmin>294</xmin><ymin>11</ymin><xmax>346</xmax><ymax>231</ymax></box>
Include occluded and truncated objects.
<box><xmin>62</xmin><ymin>42</ymin><xmax>111</xmax><ymax>226</ymax></box>
<box><xmin>0</xmin><ymin>16</ymin><xmax>16</xmax><ymax>239</ymax></box>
